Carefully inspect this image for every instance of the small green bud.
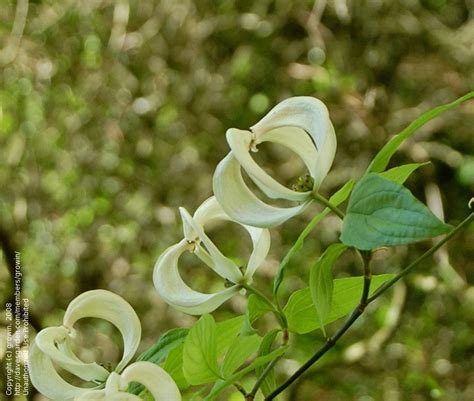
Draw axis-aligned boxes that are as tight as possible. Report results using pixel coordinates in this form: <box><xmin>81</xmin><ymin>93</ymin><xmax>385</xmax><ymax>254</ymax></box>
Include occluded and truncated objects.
<box><xmin>292</xmin><ymin>174</ymin><xmax>314</xmax><ymax>192</ymax></box>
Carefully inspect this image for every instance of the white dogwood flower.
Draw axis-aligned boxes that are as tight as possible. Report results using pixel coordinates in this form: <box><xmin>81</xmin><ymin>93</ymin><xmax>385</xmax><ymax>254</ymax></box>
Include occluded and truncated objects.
<box><xmin>74</xmin><ymin>361</ymin><xmax>181</xmax><ymax>401</ymax></box>
<box><xmin>213</xmin><ymin>96</ymin><xmax>336</xmax><ymax>227</ymax></box>
<box><xmin>153</xmin><ymin>196</ymin><xmax>270</xmax><ymax>314</ymax></box>
<box><xmin>29</xmin><ymin>290</ymin><xmax>142</xmax><ymax>401</ymax></box>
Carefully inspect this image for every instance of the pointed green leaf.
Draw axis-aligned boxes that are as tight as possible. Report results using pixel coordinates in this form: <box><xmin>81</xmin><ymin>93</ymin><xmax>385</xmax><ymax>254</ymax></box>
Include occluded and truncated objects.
<box><xmin>183</xmin><ymin>314</ymin><xmax>220</xmax><ymax>385</ymax></box>
<box><xmin>129</xmin><ymin>328</ymin><xmax>188</xmax><ymax>394</ymax></box>
<box><xmin>309</xmin><ymin>243</ymin><xmax>348</xmax><ymax>336</ymax></box>
<box><xmin>163</xmin><ymin>344</ymin><xmax>189</xmax><ymax>390</ymax></box>
<box><xmin>379</xmin><ymin>162</ymin><xmax>430</xmax><ymax>184</ymax></box>
<box><xmin>273</xmin><ymin>180</ymin><xmax>354</xmax><ymax>296</ymax></box>
<box><xmin>284</xmin><ymin>274</ymin><xmax>394</xmax><ymax>334</ymax></box>
<box><xmin>248</xmin><ymin>294</ymin><xmax>273</xmax><ymax>322</ymax></box>
<box><xmin>215</xmin><ymin>316</ymin><xmax>245</xmax><ymax>356</ymax></box>
<box><xmin>367</xmin><ymin>92</ymin><xmax>474</xmax><ymax>174</ymax></box>
<box><xmin>136</xmin><ymin>328</ymin><xmax>189</xmax><ymax>364</ymax></box>
<box><xmin>340</xmin><ymin>174</ymin><xmax>451</xmax><ymax>250</ymax></box>
<box><xmin>241</xmin><ymin>294</ymin><xmax>274</xmax><ymax>335</ymax></box>
<box><xmin>221</xmin><ymin>335</ymin><xmax>262</xmax><ymax>377</ymax></box>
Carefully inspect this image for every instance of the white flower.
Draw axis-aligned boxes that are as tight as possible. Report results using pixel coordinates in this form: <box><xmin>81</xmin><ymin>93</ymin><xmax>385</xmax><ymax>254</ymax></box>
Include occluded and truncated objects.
<box><xmin>153</xmin><ymin>196</ymin><xmax>270</xmax><ymax>314</ymax></box>
<box><xmin>28</xmin><ymin>290</ymin><xmax>142</xmax><ymax>401</ymax></box>
<box><xmin>213</xmin><ymin>96</ymin><xmax>336</xmax><ymax>227</ymax></box>
<box><xmin>74</xmin><ymin>362</ymin><xmax>181</xmax><ymax>401</ymax></box>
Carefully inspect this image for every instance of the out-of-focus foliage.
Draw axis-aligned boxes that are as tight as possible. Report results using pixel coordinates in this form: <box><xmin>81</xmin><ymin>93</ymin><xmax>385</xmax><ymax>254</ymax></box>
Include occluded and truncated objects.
<box><xmin>0</xmin><ymin>0</ymin><xmax>473</xmax><ymax>400</ymax></box>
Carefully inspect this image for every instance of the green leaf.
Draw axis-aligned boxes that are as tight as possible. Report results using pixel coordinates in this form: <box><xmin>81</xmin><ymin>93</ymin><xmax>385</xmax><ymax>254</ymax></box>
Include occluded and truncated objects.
<box><xmin>163</xmin><ymin>344</ymin><xmax>189</xmax><ymax>390</ymax></box>
<box><xmin>204</xmin><ymin>347</ymin><xmax>288</xmax><ymax>401</ymax></box>
<box><xmin>273</xmin><ymin>180</ymin><xmax>355</xmax><ymax>296</ymax></box>
<box><xmin>221</xmin><ymin>334</ymin><xmax>262</xmax><ymax>377</ymax></box>
<box><xmin>284</xmin><ymin>274</ymin><xmax>394</xmax><ymax>334</ymax></box>
<box><xmin>241</xmin><ymin>295</ymin><xmax>274</xmax><ymax>335</ymax></box>
<box><xmin>248</xmin><ymin>294</ymin><xmax>273</xmax><ymax>322</ymax></box>
<box><xmin>367</xmin><ymin>92</ymin><xmax>474</xmax><ymax>174</ymax></box>
<box><xmin>135</xmin><ymin>327</ymin><xmax>189</xmax><ymax>364</ymax></box>
<box><xmin>183</xmin><ymin>314</ymin><xmax>221</xmax><ymax>385</ymax></box>
<box><xmin>129</xmin><ymin>328</ymin><xmax>188</xmax><ymax>394</ymax></box>
<box><xmin>255</xmin><ymin>329</ymin><xmax>280</xmax><ymax>396</ymax></box>
<box><xmin>340</xmin><ymin>174</ymin><xmax>451</xmax><ymax>250</ymax></box>
<box><xmin>309</xmin><ymin>244</ymin><xmax>348</xmax><ymax>336</ymax></box>
<box><xmin>379</xmin><ymin>162</ymin><xmax>430</xmax><ymax>184</ymax></box>
<box><xmin>215</xmin><ymin>316</ymin><xmax>245</xmax><ymax>356</ymax></box>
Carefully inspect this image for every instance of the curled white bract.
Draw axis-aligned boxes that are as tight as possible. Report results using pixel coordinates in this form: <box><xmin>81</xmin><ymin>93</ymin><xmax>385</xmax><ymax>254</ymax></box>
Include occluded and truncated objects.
<box><xmin>153</xmin><ymin>196</ymin><xmax>270</xmax><ymax>314</ymax></box>
<box><xmin>29</xmin><ymin>290</ymin><xmax>142</xmax><ymax>401</ymax></box>
<box><xmin>213</xmin><ymin>96</ymin><xmax>336</xmax><ymax>227</ymax></box>
<box><xmin>74</xmin><ymin>362</ymin><xmax>181</xmax><ymax>401</ymax></box>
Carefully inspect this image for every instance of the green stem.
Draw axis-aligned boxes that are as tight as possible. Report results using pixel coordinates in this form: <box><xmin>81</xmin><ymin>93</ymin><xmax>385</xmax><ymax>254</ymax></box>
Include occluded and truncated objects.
<box><xmin>368</xmin><ymin>212</ymin><xmax>474</xmax><ymax>302</ymax></box>
<box><xmin>312</xmin><ymin>192</ymin><xmax>345</xmax><ymax>219</ymax></box>
<box><xmin>241</xmin><ymin>283</ymin><xmax>287</xmax><ymax>329</ymax></box>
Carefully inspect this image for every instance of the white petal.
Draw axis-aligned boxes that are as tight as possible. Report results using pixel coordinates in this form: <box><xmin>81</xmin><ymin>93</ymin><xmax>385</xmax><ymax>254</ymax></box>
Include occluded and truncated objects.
<box><xmin>260</xmin><ymin>126</ymin><xmax>319</xmax><ymax>179</ymax></box>
<box><xmin>34</xmin><ymin>326</ymin><xmax>109</xmax><ymax>382</ymax></box>
<box><xmin>313</xmin><ymin>121</ymin><xmax>336</xmax><ymax>188</ymax></box>
<box><xmin>63</xmin><ymin>289</ymin><xmax>141</xmax><ymax>373</ymax></box>
<box><xmin>153</xmin><ymin>239</ymin><xmax>242</xmax><ymax>315</ymax></box>
<box><xmin>179</xmin><ymin>207</ymin><xmax>242</xmax><ymax>282</ymax></box>
<box><xmin>193</xmin><ymin>196</ymin><xmax>230</xmax><ymax>225</ymax></box>
<box><xmin>75</xmin><ymin>388</ymin><xmax>142</xmax><ymax>401</ymax></box>
<box><xmin>29</xmin><ymin>340</ymin><xmax>97</xmax><ymax>401</ymax></box>
<box><xmin>119</xmin><ymin>362</ymin><xmax>181</xmax><ymax>401</ymax></box>
<box><xmin>226</xmin><ymin>128</ymin><xmax>310</xmax><ymax>201</ymax></box>
<box><xmin>244</xmin><ymin>226</ymin><xmax>271</xmax><ymax>280</ymax></box>
<box><xmin>74</xmin><ymin>390</ymin><xmax>107</xmax><ymax>401</ymax></box>
<box><xmin>106</xmin><ymin>395</ymin><xmax>142</xmax><ymax>401</ymax></box>
<box><xmin>213</xmin><ymin>152</ymin><xmax>311</xmax><ymax>228</ymax></box>
<box><xmin>251</xmin><ymin>96</ymin><xmax>336</xmax><ymax>188</ymax></box>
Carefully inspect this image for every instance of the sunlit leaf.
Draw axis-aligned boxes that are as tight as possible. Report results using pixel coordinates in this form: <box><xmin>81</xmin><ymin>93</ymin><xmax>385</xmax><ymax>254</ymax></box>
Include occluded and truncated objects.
<box><xmin>216</xmin><ymin>316</ymin><xmax>245</xmax><ymax>356</ymax></box>
<box><xmin>183</xmin><ymin>315</ymin><xmax>221</xmax><ymax>385</ymax></box>
<box><xmin>221</xmin><ymin>335</ymin><xmax>262</xmax><ymax>377</ymax></box>
<box><xmin>284</xmin><ymin>274</ymin><xmax>395</xmax><ymax>334</ymax></box>
<box><xmin>309</xmin><ymin>244</ymin><xmax>348</xmax><ymax>336</ymax></box>
<box><xmin>162</xmin><ymin>344</ymin><xmax>189</xmax><ymax>390</ymax></box>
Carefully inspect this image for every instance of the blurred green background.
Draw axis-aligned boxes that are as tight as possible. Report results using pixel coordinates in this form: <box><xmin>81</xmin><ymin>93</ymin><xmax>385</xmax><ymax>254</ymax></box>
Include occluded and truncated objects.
<box><xmin>1</xmin><ymin>0</ymin><xmax>473</xmax><ymax>400</ymax></box>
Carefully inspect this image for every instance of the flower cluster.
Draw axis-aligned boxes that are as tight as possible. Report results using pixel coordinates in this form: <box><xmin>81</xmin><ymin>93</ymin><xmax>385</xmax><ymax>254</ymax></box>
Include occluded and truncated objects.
<box><xmin>29</xmin><ymin>96</ymin><xmax>336</xmax><ymax>400</ymax></box>
<box><xmin>29</xmin><ymin>290</ymin><xmax>180</xmax><ymax>401</ymax></box>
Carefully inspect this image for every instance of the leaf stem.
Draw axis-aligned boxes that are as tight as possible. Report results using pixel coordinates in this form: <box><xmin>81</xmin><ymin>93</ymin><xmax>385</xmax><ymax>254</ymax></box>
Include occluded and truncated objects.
<box><xmin>312</xmin><ymin>192</ymin><xmax>345</xmax><ymax>219</ymax></box>
<box><xmin>264</xmin><ymin>213</ymin><xmax>473</xmax><ymax>400</ymax></box>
